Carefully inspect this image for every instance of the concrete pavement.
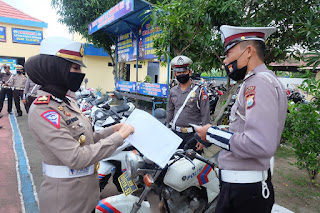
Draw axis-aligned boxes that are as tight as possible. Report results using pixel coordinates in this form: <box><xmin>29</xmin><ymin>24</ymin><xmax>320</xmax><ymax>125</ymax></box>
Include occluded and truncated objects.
<box><xmin>0</xmin><ymin>109</ymin><xmax>22</xmax><ymax>213</ymax></box>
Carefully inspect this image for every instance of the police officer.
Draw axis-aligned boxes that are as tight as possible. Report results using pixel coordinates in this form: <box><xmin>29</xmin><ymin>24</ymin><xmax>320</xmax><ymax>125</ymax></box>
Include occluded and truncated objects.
<box><xmin>166</xmin><ymin>55</ymin><xmax>210</xmax><ymax>150</ymax></box>
<box><xmin>25</xmin><ymin>37</ymin><xmax>134</xmax><ymax>213</ymax></box>
<box><xmin>8</xmin><ymin>65</ymin><xmax>27</xmax><ymax>116</ymax></box>
<box><xmin>196</xmin><ymin>25</ymin><xmax>288</xmax><ymax>213</ymax></box>
<box><xmin>0</xmin><ymin>64</ymin><xmax>13</xmax><ymax>116</ymax></box>
<box><xmin>23</xmin><ymin>77</ymin><xmax>39</xmax><ymax>113</ymax></box>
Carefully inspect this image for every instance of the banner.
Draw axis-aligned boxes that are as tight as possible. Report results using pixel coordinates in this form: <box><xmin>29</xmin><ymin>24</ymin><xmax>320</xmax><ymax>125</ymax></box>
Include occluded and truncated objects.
<box><xmin>12</xmin><ymin>28</ymin><xmax>43</xmax><ymax>45</ymax></box>
<box><xmin>0</xmin><ymin>26</ymin><xmax>6</xmax><ymax>42</ymax></box>
<box><xmin>89</xmin><ymin>0</ymin><xmax>133</xmax><ymax>35</ymax></box>
<box><xmin>137</xmin><ymin>82</ymin><xmax>168</xmax><ymax>98</ymax></box>
<box><xmin>115</xmin><ymin>81</ymin><xmax>137</xmax><ymax>92</ymax></box>
<box><xmin>115</xmin><ymin>81</ymin><xmax>168</xmax><ymax>98</ymax></box>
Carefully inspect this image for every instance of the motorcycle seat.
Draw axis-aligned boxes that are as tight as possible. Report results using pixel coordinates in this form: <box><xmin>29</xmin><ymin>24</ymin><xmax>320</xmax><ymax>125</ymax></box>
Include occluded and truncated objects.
<box><xmin>111</xmin><ymin>103</ymin><xmax>130</xmax><ymax>113</ymax></box>
<box><xmin>123</xmin><ymin>111</ymin><xmax>132</xmax><ymax>118</ymax></box>
<box><xmin>93</xmin><ymin>97</ymin><xmax>107</xmax><ymax>105</ymax></box>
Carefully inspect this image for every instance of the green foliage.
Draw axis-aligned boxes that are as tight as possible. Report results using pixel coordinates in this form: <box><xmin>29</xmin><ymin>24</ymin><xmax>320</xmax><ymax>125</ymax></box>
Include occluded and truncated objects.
<box><xmin>201</xmin><ymin>68</ymin><xmax>225</xmax><ymax>77</ymax></box>
<box><xmin>275</xmin><ymin>70</ymin><xmax>316</xmax><ymax>78</ymax></box>
<box><xmin>144</xmin><ymin>75</ymin><xmax>153</xmax><ymax>83</ymax></box>
<box><xmin>51</xmin><ymin>0</ymin><xmax>118</xmax><ymax>60</ymax></box>
<box><xmin>96</xmin><ymin>86</ymin><xmax>102</xmax><ymax>92</ymax></box>
<box><xmin>304</xmin><ymin>51</ymin><xmax>320</xmax><ymax>70</ymax></box>
<box><xmin>149</xmin><ymin>0</ymin><xmax>320</xmax><ymax>74</ymax></box>
<box><xmin>282</xmin><ymin>77</ymin><xmax>320</xmax><ymax>184</ymax></box>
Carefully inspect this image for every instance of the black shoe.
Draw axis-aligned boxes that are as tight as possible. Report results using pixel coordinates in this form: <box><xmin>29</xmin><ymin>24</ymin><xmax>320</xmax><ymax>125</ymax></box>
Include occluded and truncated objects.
<box><xmin>17</xmin><ymin>113</ymin><xmax>22</xmax><ymax>117</ymax></box>
<box><xmin>8</xmin><ymin>111</ymin><xmax>12</xmax><ymax>114</ymax></box>
<box><xmin>0</xmin><ymin>115</ymin><xmax>2</xmax><ymax>119</ymax></box>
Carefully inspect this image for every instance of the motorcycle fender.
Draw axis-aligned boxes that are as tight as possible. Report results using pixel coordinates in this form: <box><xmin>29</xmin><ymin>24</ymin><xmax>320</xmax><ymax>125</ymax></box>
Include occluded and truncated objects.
<box><xmin>96</xmin><ymin>194</ymin><xmax>151</xmax><ymax>213</ymax></box>
<box><xmin>98</xmin><ymin>161</ymin><xmax>115</xmax><ymax>179</ymax></box>
<box><xmin>202</xmin><ymin>167</ymin><xmax>220</xmax><ymax>203</ymax></box>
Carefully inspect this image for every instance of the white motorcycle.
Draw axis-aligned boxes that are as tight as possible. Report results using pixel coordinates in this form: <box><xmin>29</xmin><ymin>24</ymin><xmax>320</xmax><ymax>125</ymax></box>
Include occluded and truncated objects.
<box><xmin>97</xmin><ymin>108</ymin><xmax>166</xmax><ymax>192</ymax></box>
<box><xmin>96</xmin><ymin>148</ymin><xmax>220</xmax><ymax>213</ymax></box>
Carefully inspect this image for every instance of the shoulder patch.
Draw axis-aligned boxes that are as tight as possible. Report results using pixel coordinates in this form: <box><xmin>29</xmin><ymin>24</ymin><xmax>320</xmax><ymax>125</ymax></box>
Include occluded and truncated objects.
<box><xmin>245</xmin><ymin>86</ymin><xmax>256</xmax><ymax>97</ymax></box>
<box><xmin>201</xmin><ymin>88</ymin><xmax>208</xmax><ymax>101</ymax></box>
<box><xmin>245</xmin><ymin>86</ymin><xmax>256</xmax><ymax>110</ymax></box>
<box><xmin>41</xmin><ymin>110</ymin><xmax>60</xmax><ymax>129</ymax></box>
<box><xmin>34</xmin><ymin>95</ymin><xmax>50</xmax><ymax>104</ymax></box>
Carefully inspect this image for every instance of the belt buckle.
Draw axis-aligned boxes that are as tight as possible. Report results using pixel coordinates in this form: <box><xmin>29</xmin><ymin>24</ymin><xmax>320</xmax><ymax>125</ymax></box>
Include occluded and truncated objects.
<box><xmin>181</xmin><ymin>127</ymin><xmax>188</xmax><ymax>133</ymax></box>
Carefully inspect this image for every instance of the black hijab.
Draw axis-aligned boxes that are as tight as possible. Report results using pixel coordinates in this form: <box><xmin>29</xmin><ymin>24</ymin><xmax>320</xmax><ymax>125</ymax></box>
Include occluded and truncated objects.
<box><xmin>25</xmin><ymin>54</ymin><xmax>72</xmax><ymax>99</ymax></box>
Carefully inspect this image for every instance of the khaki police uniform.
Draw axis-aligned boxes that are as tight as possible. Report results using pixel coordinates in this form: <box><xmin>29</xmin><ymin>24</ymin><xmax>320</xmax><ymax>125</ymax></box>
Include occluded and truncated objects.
<box><xmin>166</xmin><ymin>55</ymin><xmax>210</xmax><ymax>149</ymax></box>
<box><xmin>0</xmin><ymin>71</ymin><xmax>13</xmax><ymax>114</ymax></box>
<box><xmin>203</xmin><ymin>25</ymin><xmax>288</xmax><ymax>213</ymax></box>
<box><xmin>28</xmin><ymin>90</ymin><xmax>123</xmax><ymax>213</ymax></box>
<box><xmin>8</xmin><ymin>73</ymin><xmax>27</xmax><ymax>116</ymax></box>
<box><xmin>23</xmin><ymin>78</ymin><xmax>39</xmax><ymax>113</ymax></box>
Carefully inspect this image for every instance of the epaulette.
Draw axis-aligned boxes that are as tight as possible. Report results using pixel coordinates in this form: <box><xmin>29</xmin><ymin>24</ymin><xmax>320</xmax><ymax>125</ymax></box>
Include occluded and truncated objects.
<box><xmin>34</xmin><ymin>95</ymin><xmax>50</xmax><ymax>104</ymax></box>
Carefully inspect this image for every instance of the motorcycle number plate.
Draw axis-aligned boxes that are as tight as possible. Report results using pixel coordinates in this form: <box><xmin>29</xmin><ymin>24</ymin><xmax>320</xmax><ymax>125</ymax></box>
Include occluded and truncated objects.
<box><xmin>118</xmin><ymin>171</ymin><xmax>138</xmax><ymax>196</ymax></box>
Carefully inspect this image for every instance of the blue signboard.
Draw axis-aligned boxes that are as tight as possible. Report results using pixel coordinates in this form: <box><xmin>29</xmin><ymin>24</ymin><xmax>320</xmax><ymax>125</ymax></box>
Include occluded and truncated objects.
<box><xmin>137</xmin><ymin>82</ymin><xmax>168</xmax><ymax>98</ymax></box>
<box><xmin>139</xmin><ymin>23</ymin><xmax>162</xmax><ymax>60</ymax></box>
<box><xmin>115</xmin><ymin>81</ymin><xmax>137</xmax><ymax>92</ymax></box>
<box><xmin>117</xmin><ymin>22</ymin><xmax>162</xmax><ymax>62</ymax></box>
<box><xmin>117</xmin><ymin>31</ymin><xmax>135</xmax><ymax>62</ymax></box>
<box><xmin>12</xmin><ymin>28</ymin><xmax>43</xmax><ymax>45</ymax></box>
<box><xmin>0</xmin><ymin>26</ymin><xmax>6</xmax><ymax>42</ymax></box>
<box><xmin>89</xmin><ymin>0</ymin><xmax>133</xmax><ymax>35</ymax></box>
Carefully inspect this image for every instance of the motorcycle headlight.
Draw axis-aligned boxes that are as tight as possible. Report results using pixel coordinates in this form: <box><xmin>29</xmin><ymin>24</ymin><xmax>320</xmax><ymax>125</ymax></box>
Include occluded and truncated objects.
<box><xmin>125</xmin><ymin>152</ymin><xmax>145</xmax><ymax>179</ymax></box>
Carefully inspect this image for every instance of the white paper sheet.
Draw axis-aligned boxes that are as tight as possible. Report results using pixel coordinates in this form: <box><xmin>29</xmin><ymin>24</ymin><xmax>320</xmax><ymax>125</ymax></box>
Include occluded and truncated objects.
<box><xmin>125</xmin><ymin>109</ymin><xmax>182</xmax><ymax>168</ymax></box>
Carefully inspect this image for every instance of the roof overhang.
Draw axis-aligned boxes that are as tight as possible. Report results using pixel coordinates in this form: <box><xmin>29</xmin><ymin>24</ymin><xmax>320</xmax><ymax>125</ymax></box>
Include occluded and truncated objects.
<box><xmin>89</xmin><ymin>0</ymin><xmax>153</xmax><ymax>36</ymax></box>
<box><xmin>0</xmin><ymin>16</ymin><xmax>48</xmax><ymax>28</ymax></box>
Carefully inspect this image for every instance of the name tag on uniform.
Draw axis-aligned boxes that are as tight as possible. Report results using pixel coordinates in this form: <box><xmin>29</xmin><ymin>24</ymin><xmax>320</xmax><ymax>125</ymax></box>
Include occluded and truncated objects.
<box><xmin>69</xmin><ymin>167</ymin><xmax>90</xmax><ymax>176</ymax></box>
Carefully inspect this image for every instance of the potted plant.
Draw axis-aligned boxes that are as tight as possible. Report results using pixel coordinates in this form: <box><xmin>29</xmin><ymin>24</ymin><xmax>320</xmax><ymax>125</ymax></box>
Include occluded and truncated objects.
<box><xmin>96</xmin><ymin>86</ymin><xmax>102</xmax><ymax>97</ymax></box>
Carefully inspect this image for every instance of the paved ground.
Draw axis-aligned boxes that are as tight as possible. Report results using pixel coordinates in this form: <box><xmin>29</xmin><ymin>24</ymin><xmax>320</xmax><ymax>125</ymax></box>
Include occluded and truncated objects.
<box><xmin>0</xmin><ymin>100</ymin><xmax>294</xmax><ymax>213</ymax></box>
<box><xmin>0</xmin><ymin>111</ymin><xmax>22</xmax><ymax>213</ymax></box>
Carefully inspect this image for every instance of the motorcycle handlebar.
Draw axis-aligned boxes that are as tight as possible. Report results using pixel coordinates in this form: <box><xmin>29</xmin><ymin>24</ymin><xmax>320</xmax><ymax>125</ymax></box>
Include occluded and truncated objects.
<box><xmin>184</xmin><ymin>149</ymin><xmax>216</xmax><ymax>168</ymax></box>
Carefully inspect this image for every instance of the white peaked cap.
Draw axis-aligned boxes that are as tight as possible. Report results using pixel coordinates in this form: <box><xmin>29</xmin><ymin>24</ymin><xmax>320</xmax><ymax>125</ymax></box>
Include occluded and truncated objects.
<box><xmin>40</xmin><ymin>37</ymin><xmax>86</xmax><ymax>67</ymax></box>
<box><xmin>220</xmin><ymin>25</ymin><xmax>276</xmax><ymax>52</ymax></box>
<box><xmin>170</xmin><ymin>55</ymin><xmax>193</xmax><ymax>72</ymax></box>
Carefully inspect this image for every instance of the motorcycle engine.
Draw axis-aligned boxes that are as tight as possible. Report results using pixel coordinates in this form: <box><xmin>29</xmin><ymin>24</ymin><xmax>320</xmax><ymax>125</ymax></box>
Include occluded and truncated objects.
<box><xmin>161</xmin><ymin>186</ymin><xmax>206</xmax><ymax>213</ymax></box>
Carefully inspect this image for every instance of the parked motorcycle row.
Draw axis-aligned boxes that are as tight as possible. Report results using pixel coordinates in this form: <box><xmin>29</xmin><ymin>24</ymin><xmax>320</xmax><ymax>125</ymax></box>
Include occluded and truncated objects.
<box><xmin>74</xmin><ymin>87</ymin><xmax>222</xmax><ymax>212</ymax></box>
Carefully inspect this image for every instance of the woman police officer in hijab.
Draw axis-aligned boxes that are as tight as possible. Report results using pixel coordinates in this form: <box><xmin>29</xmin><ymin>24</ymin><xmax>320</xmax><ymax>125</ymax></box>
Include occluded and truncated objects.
<box><xmin>25</xmin><ymin>37</ymin><xmax>134</xmax><ymax>213</ymax></box>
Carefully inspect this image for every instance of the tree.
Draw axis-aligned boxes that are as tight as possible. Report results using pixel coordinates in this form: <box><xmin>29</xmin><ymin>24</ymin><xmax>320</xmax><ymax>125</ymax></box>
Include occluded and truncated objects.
<box><xmin>51</xmin><ymin>0</ymin><xmax>118</xmax><ymax>77</ymax></box>
<box><xmin>283</xmin><ymin>77</ymin><xmax>320</xmax><ymax>184</ymax></box>
<box><xmin>51</xmin><ymin>0</ymin><xmax>163</xmax><ymax>80</ymax></box>
<box><xmin>148</xmin><ymin>0</ymin><xmax>320</xmax><ymax>123</ymax></box>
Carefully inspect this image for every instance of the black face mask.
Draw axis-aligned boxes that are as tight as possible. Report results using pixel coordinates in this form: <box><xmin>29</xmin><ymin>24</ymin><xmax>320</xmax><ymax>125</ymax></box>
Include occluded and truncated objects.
<box><xmin>176</xmin><ymin>73</ymin><xmax>190</xmax><ymax>84</ymax></box>
<box><xmin>224</xmin><ymin>49</ymin><xmax>248</xmax><ymax>81</ymax></box>
<box><xmin>17</xmin><ymin>71</ymin><xmax>21</xmax><ymax>74</ymax></box>
<box><xmin>6</xmin><ymin>72</ymin><xmax>10</xmax><ymax>75</ymax></box>
<box><xmin>67</xmin><ymin>72</ymin><xmax>85</xmax><ymax>92</ymax></box>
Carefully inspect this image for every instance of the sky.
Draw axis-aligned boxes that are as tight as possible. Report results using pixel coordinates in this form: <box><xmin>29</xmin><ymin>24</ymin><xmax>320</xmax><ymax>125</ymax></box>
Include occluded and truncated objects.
<box><xmin>3</xmin><ymin>0</ymin><xmax>73</xmax><ymax>39</ymax></box>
